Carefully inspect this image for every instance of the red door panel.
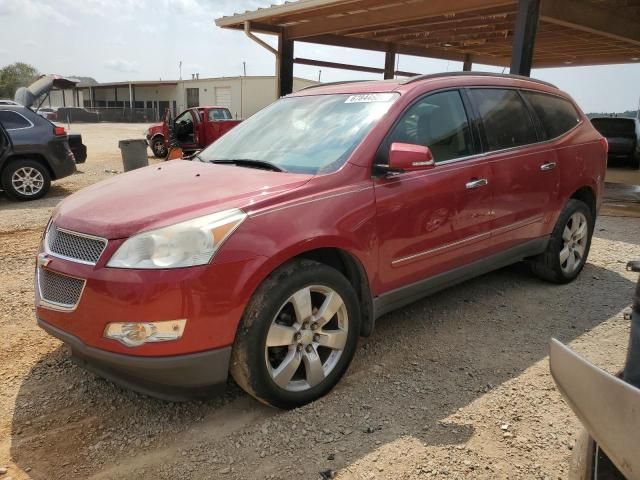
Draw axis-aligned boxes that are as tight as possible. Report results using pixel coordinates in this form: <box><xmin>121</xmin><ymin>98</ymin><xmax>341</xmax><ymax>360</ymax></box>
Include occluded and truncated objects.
<box><xmin>374</xmin><ymin>158</ymin><xmax>493</xmax><ymax>293</ymax></box>
<box><xmin>489</xmin><ymin>145</ymin><xmax>560</xmax><ymax>250</ymax></box>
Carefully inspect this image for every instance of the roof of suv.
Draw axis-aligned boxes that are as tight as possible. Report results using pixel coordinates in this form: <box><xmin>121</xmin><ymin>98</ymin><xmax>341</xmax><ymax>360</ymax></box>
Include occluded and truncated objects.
<box><xmin>0</xmin><ymin>104</ymin><xmax>33</xmax><ymax>112</ymax></box>
<box><xmin>0</xmin><ymin>104</ymin><xmax>49</xmax><ymax>125</ymax></box>
<box><xmin>292</xmin><ymin>72</ymin><xmax>559</xmax><ymax>97</ymax></box>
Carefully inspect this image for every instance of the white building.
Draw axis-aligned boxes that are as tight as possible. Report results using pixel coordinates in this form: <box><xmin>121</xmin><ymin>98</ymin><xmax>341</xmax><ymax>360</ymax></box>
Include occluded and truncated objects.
<box><xmin>46</xmin><ymin>75</ymin><xmax>318</xmax><ymax>121</ymax></box>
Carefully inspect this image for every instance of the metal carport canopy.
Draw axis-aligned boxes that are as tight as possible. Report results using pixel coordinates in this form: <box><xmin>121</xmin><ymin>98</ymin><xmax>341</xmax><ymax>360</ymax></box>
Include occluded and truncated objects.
<box><xmin>216</xmin><ymin>0</ymin><xmax>640</xmax><ymax>95</ymax></box>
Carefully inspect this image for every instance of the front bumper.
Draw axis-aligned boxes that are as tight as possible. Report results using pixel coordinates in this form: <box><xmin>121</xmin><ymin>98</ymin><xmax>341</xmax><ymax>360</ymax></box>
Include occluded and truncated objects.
<box><xmin>39</xmin><ymin>317</ymin><xmax>231</xmax><ymax>401</ymax></box>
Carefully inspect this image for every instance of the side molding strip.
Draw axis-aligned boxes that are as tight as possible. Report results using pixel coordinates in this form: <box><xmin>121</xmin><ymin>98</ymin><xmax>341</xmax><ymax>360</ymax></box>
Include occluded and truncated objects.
<box><xmin>374</xmin><ymin>236</ymin><xmax>548</xmax><ymax>319</ymax></box>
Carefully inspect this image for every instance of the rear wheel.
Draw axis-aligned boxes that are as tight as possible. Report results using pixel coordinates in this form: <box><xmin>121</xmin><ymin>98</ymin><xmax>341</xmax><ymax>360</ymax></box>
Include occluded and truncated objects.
<box><xmin>631</xmin><ymin>152</ymin><xmax>640</xmax><ymax>170</ymax></box>
<box><xmin>151</xmin><ymin>137</ymin><xmax>167</xmax><ymax>158</ymax></box>
<box><xmin>531</xmin><ymin>199</ymin><xmax>593</xmax><ymax>283</ymax></box>
<box><xmin>1</xmin><ymin>159</ymin><xmax>51</xmax><ymax>201</ymax></box>
<box><xmin>230</xmin><ymin>259</ymin><xmax>360</xmax><ymax>409</ymax></box>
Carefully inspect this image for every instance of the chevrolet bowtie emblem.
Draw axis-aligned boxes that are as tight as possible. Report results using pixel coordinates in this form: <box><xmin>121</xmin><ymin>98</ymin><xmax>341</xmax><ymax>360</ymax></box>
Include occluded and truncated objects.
<box><xmin>37</xmin><ymin>253</ymin><xmax>51</xmax><ymax>268</ymax></box>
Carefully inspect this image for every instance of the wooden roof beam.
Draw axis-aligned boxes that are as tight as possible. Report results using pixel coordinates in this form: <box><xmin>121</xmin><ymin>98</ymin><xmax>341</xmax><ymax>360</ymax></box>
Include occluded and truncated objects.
<box><xmin>296</xmin><ymin>33</ymin><xmax>509</xmax><ymax>66</ymax></box>
<box><xmin>285</xmin><ymin>0</ymin><xmax>515</xmax><ymax>39</ymax></box>
<box><xmin>341</xmin><ymin>6</ymin><xmax>516</xmax><ymax>36</ymax></box>
<box><xmin>540</xmin><ymin>0</ymin><xmax>640</xmax><ymax>47</ymax></box>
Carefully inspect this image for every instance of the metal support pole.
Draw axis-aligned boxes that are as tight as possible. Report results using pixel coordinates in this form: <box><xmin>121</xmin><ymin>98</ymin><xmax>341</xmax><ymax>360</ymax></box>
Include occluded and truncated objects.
<box><xmin>278</xmin><ymin>31</ymin><xmax>294</xmax><ymax>97</ymax></box>
<box><xmin>129</xmin><ymin>83</ymin><xmax>133</xmax><ymax>108</ymax></box>
<box><xmin>462</xmin><ymin>54</ymin><xmax>473</xmax><ymax>71</ymax></box>
<box><xmin>510</xmin><ymin>0</ymin><xmax>540</xmax><ymax>76</ymax></box>
<box><xmin>384</xmin><ymin>48</ymin><xmax>396</xmax><ymax>79</ymax></box>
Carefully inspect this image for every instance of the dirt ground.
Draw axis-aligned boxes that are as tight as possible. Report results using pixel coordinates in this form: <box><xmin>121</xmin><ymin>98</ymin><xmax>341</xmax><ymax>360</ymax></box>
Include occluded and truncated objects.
<box><xmin>1</xmin><ymin>123</ymin><xmax>639</xmax><ymax>480</ymax></box>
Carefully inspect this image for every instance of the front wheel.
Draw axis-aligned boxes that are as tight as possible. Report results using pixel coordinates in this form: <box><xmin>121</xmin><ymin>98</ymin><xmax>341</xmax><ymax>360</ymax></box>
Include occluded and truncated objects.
<box><xmin>230</xmin><ymin>259</ymin><xmax>360</xmax><ymax>409</ymax></box>
<box><xmin>531</xmin><ymin>199</ymin><xmax>594</xmax><ymax>283</ymax></box>
<box><xmin>1</xmin><ymin>159</ymin><xmax>51</xmax><ymax>201</ymax></box>
<box><xmin>150</xmin><ymin>137</ymin><xmax>167</xmax><ymax>158</ymax></box>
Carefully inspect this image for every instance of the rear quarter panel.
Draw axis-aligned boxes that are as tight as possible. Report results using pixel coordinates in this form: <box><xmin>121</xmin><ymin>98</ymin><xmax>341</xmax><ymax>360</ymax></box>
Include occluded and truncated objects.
<box><xmin>202</xmin><ymin>119</ymin><xmax>242</xmax><ymax>147</ymax></box>
<box><xmin>555</xmin><ymin>121</ymin><xmax>607</xmax><ymax>222</ymax></box>
<box><xmin>6</xmin><ymin>117</ymin><xmax>76</xmax><ymax>179</ymax></box>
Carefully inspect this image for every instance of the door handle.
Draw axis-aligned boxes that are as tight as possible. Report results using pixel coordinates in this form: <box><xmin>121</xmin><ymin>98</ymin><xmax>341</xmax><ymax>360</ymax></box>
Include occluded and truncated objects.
<box><xmin>540</xmin><ymin>162</ymin><xmax>557</xmax><ymax>171</ymax></box>
<box><xmin>465</xmin><ymin>178</ymin><xmax>489</xmax><ymax>189</ymax></box>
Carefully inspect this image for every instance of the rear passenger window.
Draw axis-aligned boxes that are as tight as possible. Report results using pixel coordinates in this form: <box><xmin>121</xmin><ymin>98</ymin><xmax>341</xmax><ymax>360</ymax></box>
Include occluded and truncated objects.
<box><xmin>209</xmin><ymin>109</ymin><xmax>231</xmax><ymax>121</ymax></box>
<box><xmin>386</xmin><ymin>90</ymin><xmax>474</xmax><ymax>163</ymax></box>
<box><xmin>522</xmin><ymin>91</ymin><xmax>581</xmax><ymax>139</ymax></box>
<box><xmin>0</xmin><ymin>111</ymin><xmax>31</xmax><ymax>130</ymax></box>
<box><xmin>470</xmin><ymin>89</ymin><xmax>537</xmax><ymax>151</ymax></box>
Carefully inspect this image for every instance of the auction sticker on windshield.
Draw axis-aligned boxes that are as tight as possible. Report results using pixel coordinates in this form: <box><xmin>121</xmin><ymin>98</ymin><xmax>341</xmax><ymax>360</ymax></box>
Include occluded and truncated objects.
<box><xmin>344</xmin><ymin>93</ymin><xmax>397</xmax><ymax>103</ymax></box>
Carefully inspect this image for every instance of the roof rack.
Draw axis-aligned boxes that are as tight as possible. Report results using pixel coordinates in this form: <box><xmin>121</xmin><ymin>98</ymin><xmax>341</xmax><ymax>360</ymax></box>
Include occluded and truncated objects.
<box><xmin>297</xmin><ymin>80</ymin><xmax>372</xmax><ymax>91</ymax></box>
<box><xmin>401</xmin><ymin>71</ymin><xmax>557</xmax><ymax>89</ymax></box>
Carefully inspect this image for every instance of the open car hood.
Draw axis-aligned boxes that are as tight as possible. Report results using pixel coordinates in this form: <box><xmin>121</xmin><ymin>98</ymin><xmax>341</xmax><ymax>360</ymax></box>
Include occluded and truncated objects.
<box><xmin>550</xmin><ymin>338</ymin><xmax>640</xmax><ymax>480</ymax></box>
<box><xmin>14</xmin><ymin>75</ymin><xmax>78</xmax><ymax>108</ymax></box>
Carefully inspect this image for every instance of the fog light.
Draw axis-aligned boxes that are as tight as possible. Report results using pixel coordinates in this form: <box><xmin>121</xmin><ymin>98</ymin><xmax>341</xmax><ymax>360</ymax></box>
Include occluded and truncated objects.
<box><xmin>104</xmin><ymin>319</ymin><xmax>187</xmax><ymax>347</ymax></box>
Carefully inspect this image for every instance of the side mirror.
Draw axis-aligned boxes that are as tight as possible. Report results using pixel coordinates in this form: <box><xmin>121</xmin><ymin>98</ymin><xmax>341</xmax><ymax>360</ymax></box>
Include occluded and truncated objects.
<box><xmin>387</xmin><ymin>142</ymin><xmax>435</xmax><ymax>173</ymax></box>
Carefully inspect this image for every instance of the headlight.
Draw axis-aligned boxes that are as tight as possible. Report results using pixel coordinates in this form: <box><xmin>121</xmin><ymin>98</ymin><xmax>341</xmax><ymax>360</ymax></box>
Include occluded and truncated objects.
<box><xmin>107</xmin><ymin>209</ymin><xmax>246</xmax><ymax>269</ymax></box>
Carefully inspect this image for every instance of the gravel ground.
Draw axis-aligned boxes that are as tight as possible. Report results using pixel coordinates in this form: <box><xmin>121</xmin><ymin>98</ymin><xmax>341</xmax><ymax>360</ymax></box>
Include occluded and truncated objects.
<box><xmin>0</xmin><ymin>123</ymin><xmax>639</xmax><ymax>479</ymax></box>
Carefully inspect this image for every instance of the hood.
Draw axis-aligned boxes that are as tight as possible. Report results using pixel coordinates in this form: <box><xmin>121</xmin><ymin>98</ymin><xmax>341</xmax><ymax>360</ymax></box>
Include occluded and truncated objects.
<box><xmin>14</xmin><ymin>75</ymin><xmax>78</xmax><ymax>108</ymax></box>
<box><xmin>52</xmin><ymin>160</ymin><xmax>312</xmax><ymax>238</ymax></box>
<box><xmin>148</xmin><ymin>122</ymin><xmax>164</xmax><ymax>134</ymax></box>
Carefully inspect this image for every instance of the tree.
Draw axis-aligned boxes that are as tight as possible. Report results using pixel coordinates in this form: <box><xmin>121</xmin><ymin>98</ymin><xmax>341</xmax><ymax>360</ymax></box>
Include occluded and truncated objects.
<box><xmin>0</xmin><ymin>62</ymin><xmax>40</xmax><ymax>99</ymax></box>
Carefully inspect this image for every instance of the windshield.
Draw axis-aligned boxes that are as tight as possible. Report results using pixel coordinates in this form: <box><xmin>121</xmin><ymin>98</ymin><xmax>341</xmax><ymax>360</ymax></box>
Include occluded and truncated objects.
<box><xmin>198</xmin><ymin>92</ymin><xmax>399</xmax><ymax>174</ymax></box>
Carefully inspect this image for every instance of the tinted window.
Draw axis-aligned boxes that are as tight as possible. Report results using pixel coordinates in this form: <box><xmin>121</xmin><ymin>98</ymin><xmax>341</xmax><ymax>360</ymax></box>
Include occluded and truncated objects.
<box><xmin>470</xmin><ymin>89</ymin><xmax>537</xmax><ymax>151</ymax></box>
<box><xmin>523</xmin><ymin>91</ymin><xmax>581</xmax><ymax>139</ymax></box>
<box><xmin>0</xmin><ymin>110</ymin><xmax>31</xmax><ymax>130</ymax></box>
<box><xmin>591</xmin><ymin>118</ymin><xmax>636</xmax><ymax>136</ymax></box>
<box><xmin>386</xmin><ymin>90</ymin><xmax>473</xmax><ymax>162</ymax></box>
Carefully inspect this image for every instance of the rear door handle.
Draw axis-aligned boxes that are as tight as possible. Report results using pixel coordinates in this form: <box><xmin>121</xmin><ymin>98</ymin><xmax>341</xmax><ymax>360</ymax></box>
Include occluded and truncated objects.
<box><xmin>465</xmin><ymin>178</ymin><xmax>489</xmax><ymax>189</ymax></box>
<box><xmin>540</xmin><ymin>162</ymin><xmax>557</xmax><ymax>171</ymax></box>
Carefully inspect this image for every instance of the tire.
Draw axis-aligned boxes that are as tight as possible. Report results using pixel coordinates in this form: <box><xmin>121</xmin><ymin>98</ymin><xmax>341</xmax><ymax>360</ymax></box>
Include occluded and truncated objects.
<box><xmin>230</xmin><ymin>259</ymin><xmax>360</xmax><ymax>409</ymax></box>
<box><xmin>1</xmin><ymin>158</ymin><xmax>51</xmax><ymax>201</ymax></box>
<box><xmin>531</xmin><ymin>199</ymin><xmax>593</xmax><ymax>284</ymax></box>
<box><xmin>631</xmin><ymin>153</ymin><xmax>640</xmax><ymax>170</ymax></box>
<box><xmin>150</xmin><ymin>136</ymin><xmax>167</xmax><ymax>158</ymax></box>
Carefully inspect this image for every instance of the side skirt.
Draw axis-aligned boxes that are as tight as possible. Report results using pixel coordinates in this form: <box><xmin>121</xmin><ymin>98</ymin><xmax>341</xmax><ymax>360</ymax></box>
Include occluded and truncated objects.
<box><xmin>373</xmin><ymin>236</ymin><xmax>549</xmax><ymax>319</ymax></box>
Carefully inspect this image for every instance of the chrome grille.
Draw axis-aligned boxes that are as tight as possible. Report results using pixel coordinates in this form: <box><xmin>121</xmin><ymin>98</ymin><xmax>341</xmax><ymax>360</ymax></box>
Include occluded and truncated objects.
<box><xmin>37</xmin><ymin>268</ymin><xmax>85</xmax><ymax>310</ymax></box>
<box><xmin>46</xmin><ymin>225</ymin><xmax>107</xmax><ymax>265</ymax></box>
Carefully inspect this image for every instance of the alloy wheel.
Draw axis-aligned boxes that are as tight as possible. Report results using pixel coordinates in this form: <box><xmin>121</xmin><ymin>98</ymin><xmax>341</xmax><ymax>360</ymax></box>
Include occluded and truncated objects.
<box><xmin>153</xmin><ymin>140</ymin><xmax>167</xmax><ymax>157</ymax></box>
<box><xmin>265</xmin><ymin>285</ymin><xmax>348</xmax><ymax>392</ymax></box>
<box><xmin>11</xmin><ymin>167</ymin><xmax>44</xmax><ymax>196</ymax></box>
<box><xmin>560</xmin><ymin>211</ymin><xmax>588</xmax><ymax>274</ymax></box>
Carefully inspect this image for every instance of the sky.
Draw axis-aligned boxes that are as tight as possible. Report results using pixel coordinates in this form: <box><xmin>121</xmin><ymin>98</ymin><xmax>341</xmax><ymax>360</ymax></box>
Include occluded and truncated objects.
<box><xmin>1</xmin><ymin>0</ymin><xmax>639</xmax><ymax>113</ymax></box>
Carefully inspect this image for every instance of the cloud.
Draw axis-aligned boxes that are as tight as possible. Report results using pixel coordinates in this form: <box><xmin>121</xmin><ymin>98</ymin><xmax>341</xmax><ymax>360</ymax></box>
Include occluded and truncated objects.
<box><xmin>0</xmin><ymin>0</ymin><xmax>74</xmax><ymax>25</ymax></box>
<box><xmin>105</xmin><ymin>59</ymin><xmax>139</xmax><ymax>73</ymax></box>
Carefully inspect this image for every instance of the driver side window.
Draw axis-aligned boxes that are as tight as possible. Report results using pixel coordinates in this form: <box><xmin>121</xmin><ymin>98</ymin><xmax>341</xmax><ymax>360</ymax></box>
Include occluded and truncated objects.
<box><xmin>386</xmin><ymin>90</ymin><xmax>474</xmax><ymax>163</ymax></box>
<box><xmin>174</xmin><ymin>111</ymin><xmax>194</xmax><ymax>141</ymax></box>
<box><xmin>175</xmin><ymin>111</ymin><xmax>193</xmax><ymax>127</ymax></box>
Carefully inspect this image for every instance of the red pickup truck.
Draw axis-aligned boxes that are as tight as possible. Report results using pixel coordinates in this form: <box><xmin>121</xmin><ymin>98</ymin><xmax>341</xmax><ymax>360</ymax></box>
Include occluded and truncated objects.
<box><xmin>145</xmin><ymin>106</ymin><xmax>241</xmax><ymax>158</ymax></box>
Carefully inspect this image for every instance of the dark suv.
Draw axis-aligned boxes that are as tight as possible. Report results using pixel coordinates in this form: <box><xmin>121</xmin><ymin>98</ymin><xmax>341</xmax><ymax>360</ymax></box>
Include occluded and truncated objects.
<box><xmin>0</xmin><ymin>105</ymin><xmax>76</xmax><ymax>200</ymax></box>
<box><xmin>591</xmin><ymin>116</ymin><xmax>640</xmax><ymax>169</ymax></box>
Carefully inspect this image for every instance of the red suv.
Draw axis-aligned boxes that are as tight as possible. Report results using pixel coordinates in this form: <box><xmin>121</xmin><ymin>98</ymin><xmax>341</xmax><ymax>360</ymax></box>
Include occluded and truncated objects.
<box><xmin>36</xmin><ymin>73</ymin><xmax>607</xmax><ymax>408</ymax></box>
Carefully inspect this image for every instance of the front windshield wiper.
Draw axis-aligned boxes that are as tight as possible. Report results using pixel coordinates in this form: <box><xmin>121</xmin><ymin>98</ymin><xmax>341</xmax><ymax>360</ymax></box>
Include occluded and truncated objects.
<box><xmin>210</xmin><ymin>159</ymin><xmax>287</xmax><ymax>173</ymax></box>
